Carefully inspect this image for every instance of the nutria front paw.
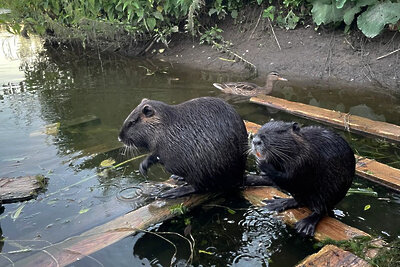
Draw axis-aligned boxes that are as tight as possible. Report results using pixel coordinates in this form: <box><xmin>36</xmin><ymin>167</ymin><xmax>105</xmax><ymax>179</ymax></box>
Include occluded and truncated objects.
<box><xmin>263</xmin><ymin>198</ymin><xmax>298</xmax><ymax>212</ymax></box>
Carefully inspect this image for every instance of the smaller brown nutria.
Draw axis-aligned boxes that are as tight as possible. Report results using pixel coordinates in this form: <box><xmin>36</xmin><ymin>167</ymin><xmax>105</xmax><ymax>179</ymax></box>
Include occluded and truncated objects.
<box><xmin>118</xmin><ymin>97</ymin><xmax>248</xmax><ymax>198</ymax></box>
<box><xmin>247</xmin><ymin>121</ymin><xmax>355</xmax><ymax>237</ymax></box>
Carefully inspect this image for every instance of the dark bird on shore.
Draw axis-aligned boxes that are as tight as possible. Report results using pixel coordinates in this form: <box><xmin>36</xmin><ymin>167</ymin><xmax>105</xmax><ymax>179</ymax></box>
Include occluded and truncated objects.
<box><xmin>212</xmin><ymin>71</ymin><xmax>287</xmax><ymax>97</ymax></box>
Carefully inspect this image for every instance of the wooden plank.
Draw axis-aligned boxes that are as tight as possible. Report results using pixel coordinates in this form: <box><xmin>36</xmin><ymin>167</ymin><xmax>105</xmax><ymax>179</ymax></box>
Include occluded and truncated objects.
<box><xmin>356</xmin><ymin>156</ymin><xmax>400</xmax><ymax>191</ymax></box>
<box><xmin>244</xmin><ymin>121</ymin><xmax>400</xmax><ymax>191</ymax></box>
<box><xmin>0</xmin><ymin>176</ymin><xmax>47</xmax><ymax>204</ymax></box>
<box><xmin>250</xmin><ymin>95</ymin><xmax>400</xmax><ymax>143</ymax></box>
<box><xmin>296</xmin><ymin>245</ymin><xmax>371</xmax><ymax>267</ymax></box>
<box><xmin>242</xmin><ymin>187</ymin><xmax>369</xmax><ymax>241</ymax></box>
<box><xmin>30</xmin><ymin>115</ymin><xmax>101</xmax><ymax>136</ymax></box>
<box><xmin>60</xmin><ymin>114</ymin><xmax>101</xmax><ymax>129</ymax></box>
<box><xmin>15</xmin><ymin>184</ymin><xmax>374</xmax><ymax>266</ymax></box>
<box><xmin>14</xmin><ymin>192</ymin><xmax>214</xmax><ymax>267</ymax></box>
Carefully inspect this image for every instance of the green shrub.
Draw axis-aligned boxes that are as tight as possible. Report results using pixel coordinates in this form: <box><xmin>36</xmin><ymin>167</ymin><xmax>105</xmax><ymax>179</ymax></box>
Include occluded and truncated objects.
<box><xmin>309</xmin><ymin>0</ymin><xmax>400</xmax><ymax>37</ymax></box>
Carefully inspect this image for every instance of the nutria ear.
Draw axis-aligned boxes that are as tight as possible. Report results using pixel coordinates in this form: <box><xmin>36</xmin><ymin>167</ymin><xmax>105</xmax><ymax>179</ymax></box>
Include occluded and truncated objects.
<box><xmin>292</xmin><ymin>122</ymin><xmax>300</xmax><ymax>132</ymax></box>
<box><xmin>142</xmin><ymin>105</ymin><xmax>155</xmax><ymax>117</ymax></box>
<box><xmin>140</xmin><ymin>98</ymin><xmax>149</xmax><ymax>104</ymax></box>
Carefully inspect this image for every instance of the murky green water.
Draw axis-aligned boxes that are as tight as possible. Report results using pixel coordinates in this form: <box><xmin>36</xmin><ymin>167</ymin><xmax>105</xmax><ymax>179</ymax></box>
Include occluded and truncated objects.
<box><xmin>0</xmin><ymin>32</ymin><xmax>399</xmax><ymax>266</ymax></box>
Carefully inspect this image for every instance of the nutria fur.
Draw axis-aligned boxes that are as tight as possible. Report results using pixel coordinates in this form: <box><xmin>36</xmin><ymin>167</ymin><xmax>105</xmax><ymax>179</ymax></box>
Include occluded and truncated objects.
<box><xmin>248</xmin><ymin>121</ymin><xmax>355</xmax><ymax>236</ymax></box>
<box><xmin>118</xmin><ymin>97</ymin><xmax>248</xmax><ymax>198</ymax></box>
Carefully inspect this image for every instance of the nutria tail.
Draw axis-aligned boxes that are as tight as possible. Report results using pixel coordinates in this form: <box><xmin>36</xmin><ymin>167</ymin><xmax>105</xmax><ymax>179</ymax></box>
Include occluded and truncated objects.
<box><xmin>212</xmin><ymin>83</ymin><xmax>225</xmax><ymax>91</ymax></box>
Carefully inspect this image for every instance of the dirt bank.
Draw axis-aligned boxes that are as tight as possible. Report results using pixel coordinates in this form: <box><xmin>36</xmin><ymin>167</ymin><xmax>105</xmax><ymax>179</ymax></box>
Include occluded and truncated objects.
<box><xmin>155</xmin><ymin>18</ymin><xmax>400</xmax><ymax>92</ymax></box>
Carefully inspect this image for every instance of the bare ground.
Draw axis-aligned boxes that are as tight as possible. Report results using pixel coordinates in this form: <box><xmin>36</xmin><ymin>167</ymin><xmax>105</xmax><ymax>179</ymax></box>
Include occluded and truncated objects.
<box><xmin>154</xmin><ymin>17</ymin><xmax>400</xmax><ymax>92</ymax></box>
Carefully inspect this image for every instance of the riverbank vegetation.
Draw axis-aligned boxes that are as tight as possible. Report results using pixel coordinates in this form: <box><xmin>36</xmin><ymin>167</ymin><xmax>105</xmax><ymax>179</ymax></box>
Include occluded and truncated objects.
<box><xmin>0</xmin><ymin>0</ymin><xmax>399</xmax><ymax>52</ymax></box>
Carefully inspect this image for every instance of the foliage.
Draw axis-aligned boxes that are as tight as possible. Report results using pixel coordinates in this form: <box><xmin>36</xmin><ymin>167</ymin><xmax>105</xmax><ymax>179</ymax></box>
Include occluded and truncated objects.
<box><xmin>200</xmin><ymin>25</ymin><xmax>223</xmax><ymax>45</ymax></box>
<box><xmin>309</xmin><ymin>0</ymin><xmax>400</xmax><ymax>37</ymax></box>
<box><xmin>261</xmin><ymin>0</ymin><xmax>306</xmax><ymax>30</ymax></box>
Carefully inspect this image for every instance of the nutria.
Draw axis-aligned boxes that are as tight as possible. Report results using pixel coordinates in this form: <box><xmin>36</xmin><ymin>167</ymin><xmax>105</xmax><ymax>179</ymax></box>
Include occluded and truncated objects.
<box><xmin>118</xmin><ymin>97</ymin><xmax>248</xmax><ymax>198</ymax></box>
<box><xmin>247</xmin><ymin>121</ymin><xmax>355</xmax><ymax>237</ymax></box>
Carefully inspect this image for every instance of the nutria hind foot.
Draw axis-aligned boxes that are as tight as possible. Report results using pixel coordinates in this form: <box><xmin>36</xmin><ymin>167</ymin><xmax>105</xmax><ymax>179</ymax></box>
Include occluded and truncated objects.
<box><xmin>294</xmin><ymin>211</ymin><xmax>324</xmax><ymax>237</ymax></box>
<box><xmin>262</xmin><ymin>197</ymin><xmax>299</xmax><ymax>212</ymax></box>
<box><xmin>158</xmin><ymin>184</ymin><xmax>197</xmax><ymax>199</ymax></box>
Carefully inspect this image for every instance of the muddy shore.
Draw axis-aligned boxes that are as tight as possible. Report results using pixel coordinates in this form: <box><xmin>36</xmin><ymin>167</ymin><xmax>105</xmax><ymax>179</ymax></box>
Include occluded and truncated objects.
<box><xmin>153</xmin><ymin>18</ymin><xmax>400</xmax><ymax>92</ymax></box>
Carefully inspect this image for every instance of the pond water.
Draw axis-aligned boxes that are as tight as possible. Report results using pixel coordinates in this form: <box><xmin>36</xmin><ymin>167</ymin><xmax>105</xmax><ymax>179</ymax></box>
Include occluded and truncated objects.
<box><xmin>0</xmin><ymin>32</ymin><xmax>400</xmax><ymax>266</ymax></box>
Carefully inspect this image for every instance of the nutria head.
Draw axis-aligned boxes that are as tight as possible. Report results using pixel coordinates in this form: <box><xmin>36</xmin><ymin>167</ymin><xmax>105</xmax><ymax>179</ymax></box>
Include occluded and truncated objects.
<box><xmin>118</xmin><ymin>98</ymin><xmax>168</xmax><ymax>151</ymax></box>
<box><xmin>251</xmin><ymin>121</ymin><xmax>303</xmax><ymax>164</ymax></box>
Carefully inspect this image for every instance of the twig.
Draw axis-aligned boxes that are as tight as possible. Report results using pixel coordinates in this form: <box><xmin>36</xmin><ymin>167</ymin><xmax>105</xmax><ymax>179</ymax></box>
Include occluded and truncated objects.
<box><xmin>376</xmin><ymin>48</ymin><xmax>400</xmax><ymax>60</ymax></box>
<box><xmin>248</xmin><ymin>6</ymin><xmax>263</xmax><ymax>41</ymax></box>
<box><xmin>268</xmin><ymin>18</ymin><xmax>281</xmax><ymax>51</ymax></box>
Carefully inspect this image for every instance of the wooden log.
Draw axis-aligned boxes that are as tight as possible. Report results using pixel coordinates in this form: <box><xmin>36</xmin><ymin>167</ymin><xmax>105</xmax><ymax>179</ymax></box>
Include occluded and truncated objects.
<box><xmin>242</xmin><ymin>187</ymin><xmax>369</xmax><ymax>241</ymax></box>
<box><xmin>250</xmin><ymin>95</ymin><xmax>400</xmax><ymax>143</ymax></box>
<box><xmin>296</xmin><ymin>244</ymin><xmax>371</xmax><ymax>267</ymax></box>
<box><xmin>14</xmin><ymin>192</ymin><xmax>214</xmax><ymax>267</ymax></box>
<box><xmin>15</xmin><ymin>183</ymin><xmax>375</xmax><ymax>266</ymax></box>
<box><xmin>0</xmin><ymin>176</ymin><xmax>48</xmax><ymax>204</ymax></box>
<box><xmin>30</xmin><ymin>115</ymin><xmax>101</xmax><ymax>136</ymax></box>
<box><xmin>356</xmin><ymin>156</ymin><xmax>400</xmax><ymax>191</ymax></box>
<box><xmin>244</xmin><ymin>121</ymin><xmax>400</xmax><ymax>191</ymax></box>
<box><xmin>60</xmin><ymin>114</ymin><xmax>101</xmax><ymax>129</ymax></box>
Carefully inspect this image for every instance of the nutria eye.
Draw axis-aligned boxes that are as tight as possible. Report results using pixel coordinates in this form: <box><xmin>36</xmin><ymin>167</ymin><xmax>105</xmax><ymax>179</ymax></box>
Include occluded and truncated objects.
<box><xmin>142</xmin><ymin>105</ymin><xmax>154</xmax><ymax>117</ymax></box>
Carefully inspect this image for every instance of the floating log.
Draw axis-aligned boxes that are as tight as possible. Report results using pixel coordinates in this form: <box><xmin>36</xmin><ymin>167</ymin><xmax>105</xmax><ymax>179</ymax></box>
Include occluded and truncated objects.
<box><xmin>296</xmin><ymin>244</ymin><xmax>371</xmax><ymax>267</ymax></box>
<box><xmin>30</xmin><ymin>115</ymin><xmax>101</xmax><ymax>136</ymax></box>
<box><xmin>0</xmin><ymin>176</ymin><xmax>48</xmax><ymax>204</ymax></box>
<box><xmin>244</xmin><ymin>121</ymin><xmax>400</xmax><ymax>191</ymax></box>
<box><xmin>14</xmin><ymin>192</ymin><xmax>215</xmax><ymax>267</ymax></box>
<box><xmin>16</xmin><ymin>183</ymin><xmax>373</xmax><ymax>266</ymax></box>
<box><xmin>60</xmin><ymin>114</ymin><xmax>101</xmax><ymax>129</ymax></box>
<box><xmin>242</xmin><ymin>187</ymin><xmax>369</xmax><ymax>241</ymax></box>
<box><xmin>250</xmin><ymin>95</ymin><xmax>400</xmax><ymax>143</ymax></box>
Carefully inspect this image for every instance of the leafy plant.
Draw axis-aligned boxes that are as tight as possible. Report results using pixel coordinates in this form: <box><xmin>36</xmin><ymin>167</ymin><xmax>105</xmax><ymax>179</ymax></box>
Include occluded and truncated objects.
<box><xmin>200</xmin><ymin>25</ymin><xmax>223</xmax><ymax>45</ymax></box>
<box><xmin>309</xmin><ymin>0</ymin><xmax>400</xmax><ymax>37</ymax></box>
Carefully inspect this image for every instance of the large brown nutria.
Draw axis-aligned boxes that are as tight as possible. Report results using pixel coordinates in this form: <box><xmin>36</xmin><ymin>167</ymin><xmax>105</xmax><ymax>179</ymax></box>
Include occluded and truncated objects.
<box><xmin>118</xmin><ymin>97</ymin><xmax>248</xmax><ymax>198</ymax></box>
<box><xmin>248</xmin><ymin>121</ymin><xmax>355</xmax><ymax>237</ymax></box>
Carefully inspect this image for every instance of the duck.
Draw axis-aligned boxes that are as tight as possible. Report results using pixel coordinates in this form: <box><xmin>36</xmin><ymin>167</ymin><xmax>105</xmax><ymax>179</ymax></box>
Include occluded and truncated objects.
<box><xmin>212</xmin><ymin>71</ymin><xmax>287</xmax><ymax>96</ymax></box>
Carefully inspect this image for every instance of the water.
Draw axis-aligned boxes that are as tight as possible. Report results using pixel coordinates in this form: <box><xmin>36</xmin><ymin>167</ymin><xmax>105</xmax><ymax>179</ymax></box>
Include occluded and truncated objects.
<box><xmin>0</xmin><ymin>32</ymin><xmax>399</xmax><ymax>266</ymax></box>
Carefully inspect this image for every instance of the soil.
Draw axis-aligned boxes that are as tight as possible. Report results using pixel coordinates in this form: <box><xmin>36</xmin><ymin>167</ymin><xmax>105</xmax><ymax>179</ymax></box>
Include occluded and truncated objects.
<box><xmin>153</xmin><ymin>17</ymin><xmax>400</xmax><ymax>92</ymax></box>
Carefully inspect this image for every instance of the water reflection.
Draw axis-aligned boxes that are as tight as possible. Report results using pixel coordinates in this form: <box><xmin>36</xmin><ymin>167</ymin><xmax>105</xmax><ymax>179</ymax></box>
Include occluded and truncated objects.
<box><xmin>0</xmin><ymin>31</ymin><xmax>400</xmax><ymax>266</ymax></box>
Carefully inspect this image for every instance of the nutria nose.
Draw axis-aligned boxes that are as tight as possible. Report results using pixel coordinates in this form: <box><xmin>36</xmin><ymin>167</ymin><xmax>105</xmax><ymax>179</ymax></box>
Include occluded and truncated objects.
<box><xmin>252</xmin><ymin>136</ymin><xmax>262</xmax><ymax>146</ymax></box>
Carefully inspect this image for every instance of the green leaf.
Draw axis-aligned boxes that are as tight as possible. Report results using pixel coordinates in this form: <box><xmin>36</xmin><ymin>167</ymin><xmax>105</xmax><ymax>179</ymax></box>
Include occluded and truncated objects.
<box><xmin>100</xmin><ymin>158</ymin><xmax>115</xmax><ymax>167</ymax></box>
<box><xmin>79</xmin><ymin>208</ymin><xmax>90</xmax><ymax>214</ymax></box>
<box><xmin>227</xmin><ymin>208</ymin><xmax>236</xmax><ymax>215</ymax></box>
<box><xmin>231</xmin><ymin>10</ymin><xmax>238</xmax><ymax>19</ymax></box>
<box><xmin>146</xmin><ymin>17</ymin><xmax>156</xmax><ymax>31</ymax></box>
<box><xmin>364</xmin><ymin>204</ymin><xmax>371</xmax><ymax>211</ymax></box>
<box><xmin>257</xmin><ymin>0</ymin><xmax>264</xmax><ymax>5</ymax></box>
<box><xmin>343</xmin><ymin>0</ymin><xmax>378</xmax><ymax>25</ymax></box>
<box><xmin>153</xmin><ymin>11</ymin><xmax>163</xmax><ymax>21</ymax></box>
<box><xmin>311</xmin><ymin>0</ymin><xmax>346</xmax><ymax>25</ymax></box>
<box><xmin>11</xmin><ymin>203</ymin><xmax>26</xmax><ymax>221</ymax></box>
<box><xmin>336</xmin><ymin>0</ymin><xmax>347</xmax><ymax>9</ymax></box>
<box><xmin>357</xmin><ymin>2</ymin><xmax>400</xmax><ymax>38</ymax></box>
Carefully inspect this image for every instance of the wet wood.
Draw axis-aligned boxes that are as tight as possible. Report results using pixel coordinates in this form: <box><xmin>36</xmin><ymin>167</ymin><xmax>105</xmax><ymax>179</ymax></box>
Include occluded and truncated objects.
<box><xmin>296</xmin><ymin>245</ymin><xmax>371</xmax><ymax>267</ymax></box>
<box><xmin>244</xmin><ymin>121</ymin><xmax>400</xmax><ymax>191</ymax></box>
<box><xmin>0</xmin><ymin>176</ymin><xmax>47</xmax><ymax>204</ymax></box>
<box><xmin>250</xmin><ymin>95</ymin><xmax>400</xmax><ymax>143</ymax></box>
<box><xmin>242</xmin><ymin>187</ymin><xmax>369</xmax><ymax>241</ymax></box>
<box><xmin>60</xmin><ymin>114</ymin><xmax>101</xmax><ymax>128</ymax></box>
<box><xmin>14</xmin><ymin>192</ymin><xmax>214</xmax><ymax>267</ymax></box>
<box><xmin>30</xmin><ymin>115</ymin><xmax>101</xmax><ymax>136</ymax></box>
<box><xmin>355</xmin><ymin>156</ymin><xmax>400</xmax><ymax>191</ymax></box>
